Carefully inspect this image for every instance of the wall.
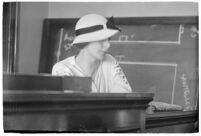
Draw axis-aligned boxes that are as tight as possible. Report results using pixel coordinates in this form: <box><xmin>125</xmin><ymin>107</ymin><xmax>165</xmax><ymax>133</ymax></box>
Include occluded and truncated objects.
<box><xmin>18</xmin><ymin>2</ymin><xmax>48</xmax><ymax>74</ymax></box>
<box><xmin>48</xmin><ymin>2</ymin><xmax>198</xmax><ymax>18</ymax></box>
<box><xmin>17</xmin><ymin>2</ymin><xmax>198</xmax><ymax>74</ymax></box>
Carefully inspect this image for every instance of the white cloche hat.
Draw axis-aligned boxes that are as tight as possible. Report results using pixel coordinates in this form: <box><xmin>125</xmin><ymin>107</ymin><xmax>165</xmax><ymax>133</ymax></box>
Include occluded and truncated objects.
<box><xmin>72</xmin><ymin>14</ymin><xmax>121</xmax><ymax>45</ymax></box>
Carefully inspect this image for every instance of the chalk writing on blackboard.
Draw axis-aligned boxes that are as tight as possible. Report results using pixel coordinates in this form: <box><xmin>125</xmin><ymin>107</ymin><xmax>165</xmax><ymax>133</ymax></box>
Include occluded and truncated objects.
<box><xmin>180</xmin><ymin>73</ymin><xmax>193</xmax><ymax>111</ymax></box>
<box><xmin>118</xmin><ymin>35</ymin><xmax>129</xmax><ymax>41</ymax></box>
<box><xmin>56</xmin><ymin>28</ymin><xmax>75</xmax><ymax>62</ymax></box>
<box><xmin>62</xmin><ymin>32</ymin><xmax>74</xmax><ymax>52</ymax></box>
<box><xmin>64</xmin><ymin>43</ymin><xmax>73</xmax><ymax>51</ymax></box>
<box><xmin>111</xmin><ymin>24</ymin><xmax>184</xmax><ymax>45</ymax></box>
<box><xmin>190</xmin><ymin>25</ymin><xmax>198</xmax><ymax>38</ymax></box>
<box><xmin>64</xmin><ymin>32</ymin><xmax>74</xmax><ymax>41</ymax></box>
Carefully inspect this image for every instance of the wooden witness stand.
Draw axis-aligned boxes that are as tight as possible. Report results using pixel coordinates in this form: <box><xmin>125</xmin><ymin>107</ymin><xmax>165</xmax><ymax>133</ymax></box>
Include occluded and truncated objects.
<box><xmin>3</xmin><ymin>74</ymin><xmax>198</xmax><ymax>133</ymax></box>
<box><xmin>4</xmin><ymin>91</ymin><xmax>153</xmax><ymax>132</ymax></box>
<box><xmin>3</xmin><ymin>74</ymin><xmax>153</xmax><ymax>132</ymax></box>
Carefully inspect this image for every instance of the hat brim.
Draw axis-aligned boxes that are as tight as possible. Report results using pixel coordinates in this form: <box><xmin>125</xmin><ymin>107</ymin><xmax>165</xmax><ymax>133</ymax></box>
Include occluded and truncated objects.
<box><xmin>72</xmin><ymin>29</ymin><xmax>119</xmax><ymax>45</ymax></box>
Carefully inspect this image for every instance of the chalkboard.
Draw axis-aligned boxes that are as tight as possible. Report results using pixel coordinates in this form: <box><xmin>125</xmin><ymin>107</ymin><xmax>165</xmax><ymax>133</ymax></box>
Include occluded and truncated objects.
<box><xmin>39</xmin><ymin>17</ymin><xmax>198</xmax><ymax>111</ymax></box>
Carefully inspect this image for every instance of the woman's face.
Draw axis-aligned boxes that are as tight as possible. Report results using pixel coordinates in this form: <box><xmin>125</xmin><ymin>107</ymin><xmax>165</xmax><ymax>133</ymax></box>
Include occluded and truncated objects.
<box><xmin>86</xmin><ymin>39</ymin><xmax>111</xmax><ymax>60</ymax></box>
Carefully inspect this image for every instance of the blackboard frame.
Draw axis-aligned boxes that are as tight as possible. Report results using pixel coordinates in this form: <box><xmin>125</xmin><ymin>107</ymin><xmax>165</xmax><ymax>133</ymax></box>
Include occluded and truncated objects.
<box><xmin>39</xmin><ymin>16</ymin><xmax>198</xmax><ymax>73</ymax></box>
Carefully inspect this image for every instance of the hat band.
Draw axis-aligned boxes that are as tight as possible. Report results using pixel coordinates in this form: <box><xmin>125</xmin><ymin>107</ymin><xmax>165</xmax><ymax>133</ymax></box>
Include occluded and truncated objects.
<box><xmin>75</xmin><ymin>16</ymin><xmax>121</xmax><ymax>36</ymax></box>
<box><xmin>75</xmin><ymin>25</ymin><xmax>103</xmax><ymax>36</ymax></box>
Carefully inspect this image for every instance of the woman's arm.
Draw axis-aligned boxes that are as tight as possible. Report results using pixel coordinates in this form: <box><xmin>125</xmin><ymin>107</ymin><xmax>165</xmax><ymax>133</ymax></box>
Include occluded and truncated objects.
<box><xmin>107</xmin><ymin>55</ymin><xmax>132</xmax><ymax>93</ymax></box>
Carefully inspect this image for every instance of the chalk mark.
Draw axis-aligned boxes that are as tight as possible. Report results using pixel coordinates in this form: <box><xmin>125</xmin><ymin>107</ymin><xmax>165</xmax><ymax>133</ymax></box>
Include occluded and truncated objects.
<box><xmin>111</xmin><ymin>24</ymin><xmax>184</xmax><ymax>45</ymax></box>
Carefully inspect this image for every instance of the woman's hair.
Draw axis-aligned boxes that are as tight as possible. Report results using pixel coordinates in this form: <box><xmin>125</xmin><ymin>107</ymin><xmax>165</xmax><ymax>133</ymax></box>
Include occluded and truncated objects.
<box><xmin>74</xmin><ymin>42</ymin><xmax>89</xmax><ymax>50</ymax></box>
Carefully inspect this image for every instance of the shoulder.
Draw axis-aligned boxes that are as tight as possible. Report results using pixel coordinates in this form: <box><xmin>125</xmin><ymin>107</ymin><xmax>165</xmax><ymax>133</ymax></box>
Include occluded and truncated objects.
<box><xmin>103</xmin><ymin>54</ymin><xmax>124</xmax><ymax>74</ymax></box>
<box><xmin>53</xmin><ymin>56</ymin><xmax>73</xmax><ymax>68</ymax></box>
<box><xmin>52</xmin><ymin>56</ymin><xmax>75</xmax><ymax>75</ymax></box>
<box><xmin>54</xmin><ymin>56</ymin><xmax>75</xmax><ymax>67</ymax></box>
<box><xmin>103</xmin><ymin>54</ymin><xmax>120</xmax><ymax>69</ymax></box>
<box><xmin>101</xmin><ymin>54</ymin><xmax>120</xmax><ymax>73</ymax></box>
<box><xmin>103</xmin><ymin>54</ymin><xmax>117</xmax><ymax>64</ymax></box>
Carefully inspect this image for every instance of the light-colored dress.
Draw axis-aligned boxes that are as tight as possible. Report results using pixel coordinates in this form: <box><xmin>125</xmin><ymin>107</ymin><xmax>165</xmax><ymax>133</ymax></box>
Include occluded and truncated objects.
<box><xmin>52</xmin><ymin>54</ymin><xmax>132</xmax><ymax>93</ymax></box>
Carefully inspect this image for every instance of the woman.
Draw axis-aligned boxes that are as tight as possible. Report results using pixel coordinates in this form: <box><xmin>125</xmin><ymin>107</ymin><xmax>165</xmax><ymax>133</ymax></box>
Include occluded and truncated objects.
<box><xmin>52</xmin><ymin>14</ymin><xmax>132</xmax><ymax>93</ymax></box>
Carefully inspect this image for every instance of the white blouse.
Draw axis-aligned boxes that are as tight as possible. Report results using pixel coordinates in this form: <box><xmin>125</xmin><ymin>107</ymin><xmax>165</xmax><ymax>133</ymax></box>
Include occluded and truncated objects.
<box><xmin>52</xmin><ymin>54</ymin><xmax>132</xmax><ymax>93</ymax></box>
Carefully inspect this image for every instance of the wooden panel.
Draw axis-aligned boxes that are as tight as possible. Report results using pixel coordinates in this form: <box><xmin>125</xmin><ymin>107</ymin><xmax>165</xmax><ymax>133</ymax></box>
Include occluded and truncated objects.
<box><xmin>3</xmin><ymin>90</ymin><xmax>153</xmax><ymax>132</ymax></box>
<box><xmin>146</xmin><ymin>110</ymin><xmax>198</xmax><ymax>133</ymax></box>
<box><xmin>4</xmin><ymin>109</ymin><xmax>142</xmax><ymax>132</ymax></box>
<box><xmin>3</xmin><ymin>73</ymin><xmax>92</xmax><ymax>92</ymax></box>
<box><xmin>146</xmin><ymin>123</ymin><xmax>196</xmax><ymax>133</ymax></box>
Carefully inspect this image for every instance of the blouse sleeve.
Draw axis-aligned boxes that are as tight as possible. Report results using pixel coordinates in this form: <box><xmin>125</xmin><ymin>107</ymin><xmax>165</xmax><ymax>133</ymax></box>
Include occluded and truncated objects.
<box><xmin>109</xmin><ymin>56</ymin><xmax>132</xmax><ymax>93</ymax></box>
<box><xmin>52</xmin><ymin>63</ymin><xmax>73</xmax><ymax>76</ymax></box>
